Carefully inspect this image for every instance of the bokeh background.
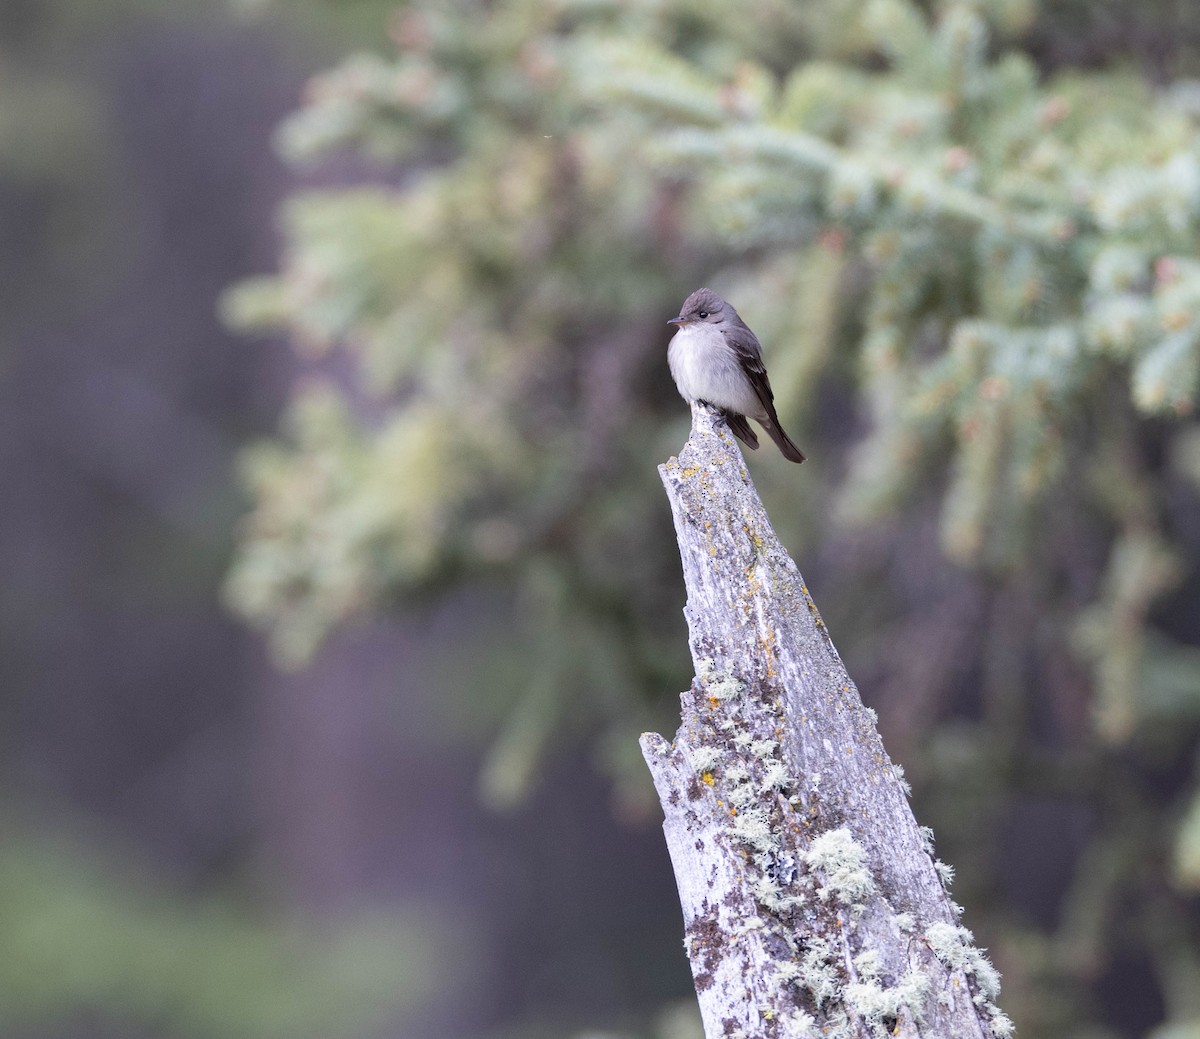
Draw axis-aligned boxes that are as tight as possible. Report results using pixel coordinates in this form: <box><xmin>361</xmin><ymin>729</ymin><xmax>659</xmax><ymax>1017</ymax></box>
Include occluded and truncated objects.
<box><xmin>7</xmin><ymin>0</ymin><xmax>1200</xmax><ymax>1036</ymax></box>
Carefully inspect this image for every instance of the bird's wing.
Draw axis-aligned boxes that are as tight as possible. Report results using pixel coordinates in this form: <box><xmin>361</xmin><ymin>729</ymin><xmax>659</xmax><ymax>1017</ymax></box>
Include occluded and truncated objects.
<box><xmin>723</xmin><ymin>410</ymin><xmax>760</xmax><ymax>449</ymax></box>
<box><xmin>722</xmin><ymin>323</ymin><xmax>776</xmax><ymax>412</ymax></box>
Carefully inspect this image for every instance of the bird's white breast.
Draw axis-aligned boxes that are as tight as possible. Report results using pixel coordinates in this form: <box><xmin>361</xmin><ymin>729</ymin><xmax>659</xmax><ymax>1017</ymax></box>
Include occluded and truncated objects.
<box><xmin>668</xmin><ymin>323</ymin><xmax>763</xmax><ymax>418</ymax></box>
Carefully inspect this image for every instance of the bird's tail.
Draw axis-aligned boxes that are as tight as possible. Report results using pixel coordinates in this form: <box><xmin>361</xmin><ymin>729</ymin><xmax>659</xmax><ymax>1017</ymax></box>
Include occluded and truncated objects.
<box><xmin>762</xmin><ymin>417</ymin><xmax>806</xmax><ymax>464</ymax></box>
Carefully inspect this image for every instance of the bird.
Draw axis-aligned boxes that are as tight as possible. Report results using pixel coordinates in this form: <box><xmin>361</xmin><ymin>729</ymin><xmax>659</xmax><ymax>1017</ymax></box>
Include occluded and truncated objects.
<box><xmin>667</xmin><ymin>288</ymin><xmax>806</xmax><ymax>463</ymax></box>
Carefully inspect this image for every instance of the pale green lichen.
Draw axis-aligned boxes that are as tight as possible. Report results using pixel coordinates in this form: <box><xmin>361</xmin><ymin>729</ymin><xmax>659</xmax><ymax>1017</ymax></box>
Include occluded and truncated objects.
<box><xmin>923</xmin><ymin>922</ymin><xmax>1002</xmax><ymax>1002</ymax></box>
<box><xmin>771</xmin><ymin>959</ymin><xmax>804</xmax><ymax>985</ymax></box>
<box><xmin>760</xmin><ymin>761</ymin><xmax>790</xmax><ymax>791</ymax></box>
<box><xmin>783</xmin><ymin>1009</ymin><xmax>817</xmax><ymax>1035</ymax></box>
<box><xmin>729</xmin><ymin>808</ymin><xmax>775</xmax><ymax>852</ymax></box>
<box><xmin>797</xmin><ymin>936</ymin><xmax>841</xmax><ymax>1005</ymax></box>
<box><xmin>729</xmin><ymin>782</ymin><xmax>760</xmax><ymax>809</ymax></box>
<box><xmin>697</xmin><ymin>659</ymin><xmax>745</xmax><ymax>701</ymax></box>
<box><xmin>989</xmin><ymin>1009</ymin><xmax>1016</xmax><ymax>1037</ymax></box>
<box><xmin>845</xmin><ymin>950</ymin><xmax>932</xmax><ymax>1034</ymax></box>
<box><xmin>806</xmin><ymin>827</ymin><xmax>876</xmax><ymax>906</ymax></box>
<box><xmin>690</xmin><ymin>744</ymin><xmax>723</xmax><ymax>772</ymax></box>
<box><xmin>845</xmin><ymin>970</ymin><xmax>931</xmax><ymax>1031</ymax></box>
<box><xmin>845</xmin><ymin>981</ymin><xmax>899</xmax><ymax>1025</ymax></box>
<box><xmin>919</xmin><ymin>825</ymin><xmax>937</xmax><ymax>854</ymax></box>
<box><xmin>852</xmin><ymin>949</ymin><xmax>881</xmax><ymax>980</ymax></box>
<box><xmin>749</xmin><ymin>738</ymin><xmax>779</xmax><ymax>758</ymax></box>
<box><xmin>755</xmin><ymin>876</ymin><xmax>802</xmax><ymax>913</ymax></box>
<box><xmin>934</xmin><ymin>859</ymin><xmax>956</xmax><ymax>889</ymax></box>
<box><xmin>725</xmin><ymin>764</ymin><xmax>752</xmax><ymax>785</ymax></box>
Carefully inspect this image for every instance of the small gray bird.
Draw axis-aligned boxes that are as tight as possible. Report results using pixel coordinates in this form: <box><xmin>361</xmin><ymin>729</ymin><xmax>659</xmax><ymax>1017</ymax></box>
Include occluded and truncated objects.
<box><xmin>667</xmin><ymin>288</ymin><xmax>806</xmax><ymax>463</ymax></box>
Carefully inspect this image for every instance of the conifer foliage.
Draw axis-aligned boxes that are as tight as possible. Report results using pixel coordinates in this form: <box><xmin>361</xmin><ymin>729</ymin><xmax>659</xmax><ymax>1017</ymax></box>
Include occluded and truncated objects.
<box><xmin>225</xmin><ymin>1</ymin><xmax>1200</xmax><ymax>1034</ymax></box>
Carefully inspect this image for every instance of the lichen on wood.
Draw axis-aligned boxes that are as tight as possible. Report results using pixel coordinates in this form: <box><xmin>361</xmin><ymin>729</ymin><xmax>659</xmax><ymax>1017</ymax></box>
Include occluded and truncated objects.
<box><xmin>641</xmin><ymin>402</ymin><xmax>1012</xmax><ymax>1039</ymax></box>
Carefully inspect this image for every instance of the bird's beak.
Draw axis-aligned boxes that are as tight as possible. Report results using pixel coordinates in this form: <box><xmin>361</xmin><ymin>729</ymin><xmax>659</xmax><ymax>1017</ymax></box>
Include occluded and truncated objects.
<box><xmin>667</xmin><ymin>316</ymin><xmax>687</xmax><ymax>326</ymax></box>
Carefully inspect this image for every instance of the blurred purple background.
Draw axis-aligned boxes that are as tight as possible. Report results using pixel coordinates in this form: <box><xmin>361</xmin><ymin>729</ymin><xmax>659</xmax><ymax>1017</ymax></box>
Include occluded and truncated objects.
<box><xmin>0</xmin><ymin>7</ymin><xmax>696</xmax><ymax>1036</ymax></box>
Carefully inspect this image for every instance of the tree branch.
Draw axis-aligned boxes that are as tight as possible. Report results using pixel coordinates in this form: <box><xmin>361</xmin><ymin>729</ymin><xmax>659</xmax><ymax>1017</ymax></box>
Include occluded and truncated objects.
<box><xmin>641</xmin><ymin>403</ymin><xmax>1012</xmax><ymax>1039</ymax></box>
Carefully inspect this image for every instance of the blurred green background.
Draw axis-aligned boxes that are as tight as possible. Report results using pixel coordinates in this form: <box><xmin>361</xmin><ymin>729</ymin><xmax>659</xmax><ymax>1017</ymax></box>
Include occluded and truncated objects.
<box><xmin>7</xmin><ymin>0</ymin><xmax>1200</xmax><ymax>1036</ymax></box>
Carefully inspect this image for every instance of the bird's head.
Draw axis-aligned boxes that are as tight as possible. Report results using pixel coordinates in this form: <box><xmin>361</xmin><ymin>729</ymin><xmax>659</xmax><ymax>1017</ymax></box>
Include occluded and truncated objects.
<box><xmin>668</xmin><ymin>288</ymin><xmax>728</xmax><ymax>327</ymax></box>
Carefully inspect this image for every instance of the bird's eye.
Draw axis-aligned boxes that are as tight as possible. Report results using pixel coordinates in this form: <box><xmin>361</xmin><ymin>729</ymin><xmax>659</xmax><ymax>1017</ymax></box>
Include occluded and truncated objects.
<box><xmin>698</xmin><ymin>310</ymin><xmax>709</xmax><ymax>319</ymax></box>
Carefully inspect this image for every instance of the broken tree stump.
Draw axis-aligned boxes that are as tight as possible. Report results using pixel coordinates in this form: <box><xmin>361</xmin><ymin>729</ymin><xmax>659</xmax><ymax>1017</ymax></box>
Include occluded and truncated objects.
<box><xmin>640</xmin><ymin>403</ymin><xmax>1012</xmax><ymax>1039</ymax></box>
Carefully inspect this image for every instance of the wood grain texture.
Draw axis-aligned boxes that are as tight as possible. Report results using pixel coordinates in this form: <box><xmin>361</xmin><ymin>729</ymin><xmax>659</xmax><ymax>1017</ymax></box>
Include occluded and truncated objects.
<box><xmin>641</xmin><ymin>403</ymin><xmax>1012</xmax><ymax>1039</ymax></box>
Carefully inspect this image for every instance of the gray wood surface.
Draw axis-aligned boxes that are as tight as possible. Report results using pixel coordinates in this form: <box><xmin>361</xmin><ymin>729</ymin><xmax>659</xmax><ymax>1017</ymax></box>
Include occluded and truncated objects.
<box><xmin>641</xmin><ymin>403</ymin><xmax>1013</xmax><ymax>1039</ymax></box>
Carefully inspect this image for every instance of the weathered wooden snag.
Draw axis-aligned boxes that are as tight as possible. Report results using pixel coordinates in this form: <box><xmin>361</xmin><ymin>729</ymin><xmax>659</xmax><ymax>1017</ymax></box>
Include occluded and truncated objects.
<box><xmin>640</xmin><ymin>403</ymin><xmax>1012</xmax><ymax>1039</ymax></box>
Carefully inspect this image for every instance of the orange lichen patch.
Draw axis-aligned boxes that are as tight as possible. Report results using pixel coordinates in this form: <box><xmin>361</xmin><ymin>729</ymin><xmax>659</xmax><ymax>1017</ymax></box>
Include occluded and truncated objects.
<box><xmin>742</xmin><ymin>523</ymin><xmax>766</xmax><ymax>551</ymax></box>
<box><xmin>707</xmin><ymin>695</ymin><xmax>721</xmax><ymax>709</ymax></box>
<box><xmin>701</xmin><ymin>771</ymin><xmax>715</xmax><ymax>786</ymax></box>
<box><xmin>805</xmin><ymin>602</ymin><xmax>827</xmax><ymax>629</ymax></box>
<box><xmin>755</xmin><ymin>628</ymin><xmax>780</xmax><ymax>679</ymax></box>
